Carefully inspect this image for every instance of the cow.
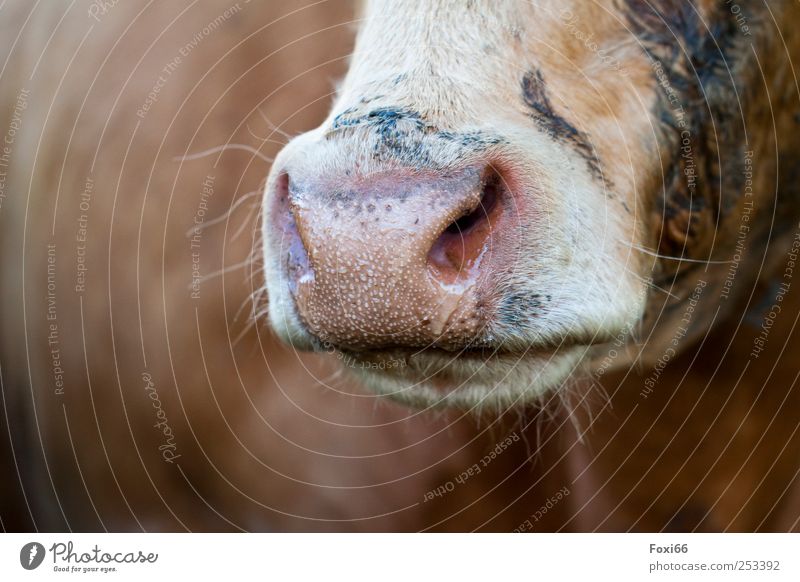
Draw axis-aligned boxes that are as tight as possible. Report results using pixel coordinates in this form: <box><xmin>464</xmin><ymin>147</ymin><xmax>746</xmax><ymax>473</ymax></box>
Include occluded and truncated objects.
<box><xmin>1</xmin><ymin>0</ymin><xmax>800</xmax><ymax>532</ymax></box>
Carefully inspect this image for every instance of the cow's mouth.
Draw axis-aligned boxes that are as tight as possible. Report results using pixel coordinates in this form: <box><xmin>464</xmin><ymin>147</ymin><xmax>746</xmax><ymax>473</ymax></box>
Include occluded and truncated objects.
<box><xmin>322</xmin><ymin>343</ymin><xmax>587</xmax><ymax>408</ymax></box>
<box><xmin>322</xmin><ymin>342</ymin><xmax>518</xmax><ymax>366</ymax></box>
<box><xmin>338</xmin><ymin>344</ymin><xmax>571</xmax><ymax>369</ymax></box>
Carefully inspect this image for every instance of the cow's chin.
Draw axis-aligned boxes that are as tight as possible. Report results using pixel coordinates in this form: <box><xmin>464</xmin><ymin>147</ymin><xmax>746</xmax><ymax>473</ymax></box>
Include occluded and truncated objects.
<box><xmin>337</xmin><ymin>346</ymin><xmax>587</xmax><ymax>411</ymax></box>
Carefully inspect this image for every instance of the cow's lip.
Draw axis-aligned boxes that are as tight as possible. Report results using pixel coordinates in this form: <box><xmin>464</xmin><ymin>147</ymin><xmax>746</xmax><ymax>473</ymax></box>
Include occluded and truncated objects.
<box><xmin>334</xmin><ymin>334</ymin><xmax>590</xmax><ymax>361</ymax></box>
<box><xmin>333</xmin><ymin>344</ymin><xmax>558</xmax><ymax>367</ymax></box>
<box><xmin>411</xmin><ymin>346</ymin><xmax>521</xmax><ymax>360</ymax></box>
<box><xmin>327</xmin><ymin>343</ymin><xmax>589</xmax><ymax>407</ymax></box>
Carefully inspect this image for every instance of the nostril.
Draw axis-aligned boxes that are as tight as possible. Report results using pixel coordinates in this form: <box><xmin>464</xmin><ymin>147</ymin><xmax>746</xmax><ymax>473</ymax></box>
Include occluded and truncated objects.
<box><xmin>443</xmin><ymin>173</ymin><xmax>501</xmax><ymax>235</ymax></box>
<box><xmin>428</xmin><ymin>171</ymin><xmax>504</xmax><ymax>283</ymax></box>
<box><xmin>272</xmin><ymin>172</ymin><xmax>313</xmax><ymax>294</ymax></box>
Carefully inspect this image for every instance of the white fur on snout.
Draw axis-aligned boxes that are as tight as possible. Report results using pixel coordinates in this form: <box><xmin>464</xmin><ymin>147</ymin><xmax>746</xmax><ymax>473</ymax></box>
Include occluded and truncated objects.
<box><xmin>262</xmin><ymin>0</ymin><xmax>658</xmax><ymax>410</ymax></box>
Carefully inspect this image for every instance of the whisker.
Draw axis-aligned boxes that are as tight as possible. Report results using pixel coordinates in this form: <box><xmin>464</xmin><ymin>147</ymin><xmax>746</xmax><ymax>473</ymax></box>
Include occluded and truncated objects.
<box><xmin>195</xmin><ymin>258</ymin><xmax>253</xmax><ymax>286</ymax></box>
<box><xmin>233</xmin><ymin>272</ymin><xmax>267</xmax><ymax>346</ymax></box>
<box><xmin>236</xmin><ymin>274</ymin><xmax>266</xmax><ymax>324</ymax></box>
<box><xmin>185</xmin><ymin>189</ymin><xmax>262</xmax><ymax>238</ymax></box>
<box><xmin>621</xmin><ymin>265</ymin><xmax>680</xmax><ymax>300</ymax></box>
<box><xmin>174</xmin><ymin>144</ymin><xmax>274</xmax><ymax>164</ymax></box>
<box><xmin>620</xmin><ymin>240</ymin><xmax>733</xmax><ymax>265</ymax></box>
<box><xmin>233</xmin><ymin>315</ymin><xmax>260</xmax><ymax>346</ymax></box>
<box><xmin>256</xmin><ymin>108</ymin><xmax>296</xmax><ymax>141</ymax></box>
<box><xmin>246</xmin><ymin>124</ymin><xmax>289</xmax><ymax>147</ymax></box>
<box><xmin>230</xmin><ymin>200</ymin><xmax>261</xmax><ymax>243</ymax></box>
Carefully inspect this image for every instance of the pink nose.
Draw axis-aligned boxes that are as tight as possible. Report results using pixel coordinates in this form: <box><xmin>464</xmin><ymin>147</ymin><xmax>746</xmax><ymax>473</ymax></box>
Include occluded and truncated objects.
<box><xmin>269</xmin><ymin>167</ymin><xmax>506</xmax><ymax>351</ymax></box>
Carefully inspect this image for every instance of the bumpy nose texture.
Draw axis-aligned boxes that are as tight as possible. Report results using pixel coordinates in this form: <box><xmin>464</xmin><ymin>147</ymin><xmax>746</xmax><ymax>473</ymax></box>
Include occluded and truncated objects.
<box><xmin>277</xmin><ymin>168</ymin><xmax>501</xmax><ymax>350</ymax></box>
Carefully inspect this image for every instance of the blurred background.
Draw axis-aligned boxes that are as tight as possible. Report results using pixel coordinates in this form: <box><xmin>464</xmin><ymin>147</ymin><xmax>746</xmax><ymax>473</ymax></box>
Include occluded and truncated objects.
<box><xmin>2</xmin><ymin>0</ymin><xmax>800</xmax><ymax>533</ymax></box>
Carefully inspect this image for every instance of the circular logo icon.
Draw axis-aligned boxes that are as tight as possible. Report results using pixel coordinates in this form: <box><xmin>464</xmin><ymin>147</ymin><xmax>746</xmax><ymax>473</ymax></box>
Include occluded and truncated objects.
<box><xmin>19</xmin><ymin>542</ymin><xmax>46</xmax><ymax>570</ymax></box>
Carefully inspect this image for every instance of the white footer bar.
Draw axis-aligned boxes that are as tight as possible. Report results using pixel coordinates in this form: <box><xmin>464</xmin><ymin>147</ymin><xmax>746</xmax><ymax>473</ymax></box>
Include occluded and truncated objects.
<box><xmin>0</xmin><ymin>533</ymin><xmax>795</xmax><ymax>580</ymax></box>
